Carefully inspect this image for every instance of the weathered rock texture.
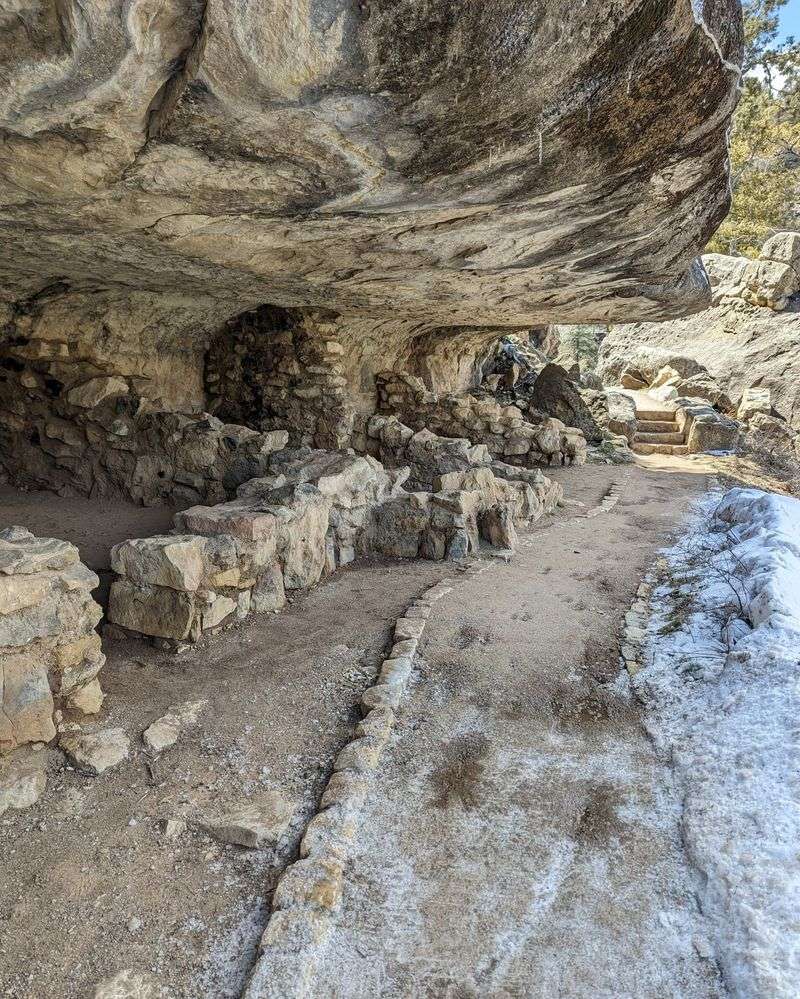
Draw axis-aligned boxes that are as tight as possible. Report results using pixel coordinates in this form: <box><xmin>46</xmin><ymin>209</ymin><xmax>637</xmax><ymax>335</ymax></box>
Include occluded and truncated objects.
<box><xmin>601</xmin><ymin>241</ymin><xmax>800</xmax><ymax>430</ymax></box>
<box><xmin>0</xmin><ymin>2</ymin><xmax>741</xmax><ymax>329</ymax></box>
<box><xmin>0</xmin><ymin>527</ymin><xmax>104</xmax><ymax>755</ymax></box>
<box><xmin>0</xmin><ymin>4</ymin><xmax>743</xmax><ymax>504</ymax></box>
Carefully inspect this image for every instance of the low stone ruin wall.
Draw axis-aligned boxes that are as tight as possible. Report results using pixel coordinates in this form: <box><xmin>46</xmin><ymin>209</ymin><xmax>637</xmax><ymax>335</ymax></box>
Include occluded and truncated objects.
<box><xmin>0</xmin><ymin>527</ymin><xmax>104</xmax><ymax>754</ymax></box>
<box><xmin>107</xmin><ymin>426</ymin><xmax>563</xmax><ymax>646</ymax></box>
<box><xmin>371</xmin><ymin>372</ymin><xmax>586</xmax><ymax>468</ymax></box>
<box><xmin>108</xmin><ymin>451</ymin><xmax>395</xmax><ymax>645</ymax></box>
<box><xmin>0</xmin><ymin>351</ymin><xmax>291</xmax><ymax>507</ymax></box>
<box><xmin>204</xmin><ymin>307</ymin><xmax>355</xmax><ymax>451</ymax></box>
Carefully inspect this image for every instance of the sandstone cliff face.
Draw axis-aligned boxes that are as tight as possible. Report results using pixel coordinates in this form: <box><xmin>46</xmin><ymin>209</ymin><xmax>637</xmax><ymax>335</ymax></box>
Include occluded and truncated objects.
<box><xmin>1</xmin><ymin>1</ymin><xmax>741</xmax><ymax>331</ymax></box>
<box><xmin>0</xmin><ymin>3</ymin><xmax>743</xmax><ymax>502</ymax></box>
<box><xmin>602</xmin><ymin>301</ymin><xmax>800</xmax><ymax>429</ymax></box>
<box><xmin>602</xmin><ymin>238</ymin><xmax>800</xmax><ymax>430</ymax></box>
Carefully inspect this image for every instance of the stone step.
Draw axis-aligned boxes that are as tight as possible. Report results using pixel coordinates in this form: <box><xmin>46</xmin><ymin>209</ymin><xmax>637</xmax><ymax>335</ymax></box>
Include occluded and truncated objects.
<box><xmin>632</xmin><ymin>442</ymin><xmax>689</xmax><ymax>456</ymax></box>
<box><xmin>635</xmin><ymin>419</ymin><xmax>679</xmax><ymax>434</ymax></box>
<box><xmin>634</xmin><ymin>431</ymin><xmax>685</xmax><ymax>445</ymax></box>
<box><xmin>635</xmin><ymin>408</ymin><xmax>677</xmax><ymax>422</ymax></box>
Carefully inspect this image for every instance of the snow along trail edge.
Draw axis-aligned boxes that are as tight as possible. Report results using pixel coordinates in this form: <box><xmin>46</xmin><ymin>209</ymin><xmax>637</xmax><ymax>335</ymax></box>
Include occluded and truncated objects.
<box><xmin>240</xmin><ymin>566</ymin><xmax>494</xmax><ymax>998</ymax></box>
<box><xmin>632</xmin><ymin>486</ymin><xmax>800</xmax><ymax>999</ymax></box>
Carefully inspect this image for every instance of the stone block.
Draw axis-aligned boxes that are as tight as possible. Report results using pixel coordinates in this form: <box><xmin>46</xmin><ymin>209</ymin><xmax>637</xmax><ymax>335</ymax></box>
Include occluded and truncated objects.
<box><xmin>66</xmin><ymin>678</ymin><xmax>104</xmax><ymax>715</ymax></box>
<box><xmin>108</xmin><ymin>580</ymin><xmax>198</xmax><ymax>641</ymax></box>
<box><xmin>0</xmin><ymin>652</ymin><xmax>56</xmax><ymax>754</ymax></box>
<box><xmin>480</xmin><ymin>505</ymin><xmax>518</xmax><ymax>549</ymax></box>
<box><xmin>395</xmin><ymin>617</ymin><xmax>426</xmax><ymax>641</ymax></box>
<box><xmin>686</xmin><ymin>414</ymin><xmax>739</xmax><ymax>454</ymax></box>
<box><xmin>59</xmin><ymin>650</ymin><xmax>105</xmax><ymax>695</ymax></box>
<box><xmin>59</xmin><ymin>727</ymin><xmax>130</xmax><ymax>775</ymax></box>
<box><xmin>198</xmin><ymin>790</ymin><xmax>294</xmax><ymax>848</ymax></box>
<box><xmin>251</xmin><ymin>565</ymin><xmax>286</xmax><ymax>614</ymax></box>
<box><xmin>176</xmin><ymin>502</ymin><xmax>279</xmax><ymax>546</ymax></box>
<box><xmin>272</xmin><ymin>856</ymin><xmax>344</xmax><ymax>913</ymax></box>
<box><xmin>111</xmin><ymin>535</ymin><xmax>208</xmax><ymax>592</ymax></box>
<box><xmin>66</xmin><ymin>375</ymin><xmax>128</xmax><ymax>409</ymax></box>
<box><xmin>0</xmin><ymin>528</ymin><xmax>79</xmax><ymax>575</ymax></box>
<box><xmin>360</xmin><ymin>683</ymin><xmax>402</xmax><ymax>714</ymax></box>
<box><xmin>202</xmin><ymin>592</ymin><xmax>237</xmax><ymax>630</ymax></box>
<box><xmin>0</xmin><ymin>750</ymin><xmax>47</xmax><ymax>816</ymax></box>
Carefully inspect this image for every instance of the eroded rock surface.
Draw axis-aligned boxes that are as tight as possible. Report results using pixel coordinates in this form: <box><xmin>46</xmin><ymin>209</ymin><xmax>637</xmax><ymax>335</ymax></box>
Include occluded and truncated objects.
<box><xmin>1</xmin><ymin>2</ymin><xmax>741</xmax><ymax>329</ymax></box>
<box><xmin>602</xmin><ymin>239</ymin><xmax>800</xmax><ymax>430</ymax></box>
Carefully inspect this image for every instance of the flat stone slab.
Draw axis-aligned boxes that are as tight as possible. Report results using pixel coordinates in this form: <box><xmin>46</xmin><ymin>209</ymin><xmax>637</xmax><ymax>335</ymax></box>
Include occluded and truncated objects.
<box><xmin>197</xmin><ymin>790</ymin><xmax>294</xmax><ymax>849</ymax></box>
<box><xmin>0</xmin><ymin>527</ymin><xmax>79</xmax><ymax>576</ymax></box>
<box><xmin>0</xmin><ymin>750</ymin><xmax>47</xmax><ymax>817</ymax></box>
<box><xmin>60</xmin><ymin>728</ymin><xmax>131</xmax><ymax>776</ymax></box>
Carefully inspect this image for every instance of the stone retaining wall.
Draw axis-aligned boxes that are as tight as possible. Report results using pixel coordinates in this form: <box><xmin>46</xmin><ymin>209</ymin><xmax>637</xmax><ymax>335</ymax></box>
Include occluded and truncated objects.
<box><xmin>107</xmin><ymin>427</ymin><xmax>563</xmax><ymax>646</ymax></box>
<box><xmin>673</xmin><ymin>397</ymin><xmax>740</xmax><ymax>454</ymax></box>
<box><xmin>0</xmin><ymin>527</ymin><xmax>104</xmax><ymax>754</ymax></box>
<box><xmin>370</xmin><ymin>371</ymin><xmax>586</xmax><ymax>467</ymax></box>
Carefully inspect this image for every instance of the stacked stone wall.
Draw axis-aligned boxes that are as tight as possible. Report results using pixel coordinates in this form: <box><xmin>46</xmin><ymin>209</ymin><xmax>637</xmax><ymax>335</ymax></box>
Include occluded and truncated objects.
<box><xmin>204</xmin><ymin>307</ymin><xmax>355</xmax><ymax>450</ymax></box>
<box><xmin>107</xmin><ymin>425</ymin><xmax>563</xmax><ymax>646</ymax></box>
<box><xmin>0</xmin><ymin>528</ymin><xmax>104</xmax><ymax>754</ymax></box>
<box><xmin>0</xmin><ymin>358</ymin><xmax>290</xmax><ymax>508</ymax></box>
<box><xmin>371</xmin><ymin>371</ymin><xmax>586</xmax><ymax>467</ymax></box>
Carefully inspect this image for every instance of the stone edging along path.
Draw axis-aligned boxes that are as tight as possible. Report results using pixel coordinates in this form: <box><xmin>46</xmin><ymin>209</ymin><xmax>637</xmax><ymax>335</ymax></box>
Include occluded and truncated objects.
<box><xmin>241</xmin><ymin>567</ymin><xmax>488</xmax><ymax>999</ymax></box>
<box><xmin>241</xmin><ymin>487</ymin><xmax>626</xmax><ymax>998</ymax></box>
<box><xmin>585</xmin><ymin>482</ymin><xmax>622</xmax><ymax>518</ymax></box>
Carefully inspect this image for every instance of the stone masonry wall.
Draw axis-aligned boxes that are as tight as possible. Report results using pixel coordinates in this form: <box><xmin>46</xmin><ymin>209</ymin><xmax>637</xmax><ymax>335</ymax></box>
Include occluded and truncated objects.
<box><xmin>204</xmin><ymin>307</ymin><xmax>355</xmax><ymax>450</ymax></box>
<box><xmin>370</xmin><ymin>372</ymin><xmax>587</xmax><ymax>467</ymax></box>
<box><xmin>2</xmin><ymin>294</ymin><xmax>573</xmax><ymax>515</ymax></box>
<box><xmin>1</xmin><ymin>527</ymin><xmax>104</xmax><ymax>755</ymax></box>
<box><xmin>0</xmin><ymin>364</ymin><xmax>290</xmax><ymax>508</ymax></box>
<box><xmin>107</xmin><ymin>427</ymin><xmax>563</xmax><ymax>646</ymax></box>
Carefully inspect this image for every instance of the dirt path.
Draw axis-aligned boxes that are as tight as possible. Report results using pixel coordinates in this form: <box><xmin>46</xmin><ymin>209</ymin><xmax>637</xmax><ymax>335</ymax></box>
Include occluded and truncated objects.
<box><xmin>310</xmin><ymin>461</ymin><xmax>725</xmax><ymax>998</ymax></box>
<box><xmin>0</xmin><ymin>555</ymin><xmax>449</xmax><ymax>999</ymax></box>
<box><xmin>2</xmin><ymin>460</ymin><xmax>726</xmax><ymax>998</ymax></box>
<box><xmin>0</xmin><ymin>485</ymin><xmax>178</xmax><ymax>611</ymax></box>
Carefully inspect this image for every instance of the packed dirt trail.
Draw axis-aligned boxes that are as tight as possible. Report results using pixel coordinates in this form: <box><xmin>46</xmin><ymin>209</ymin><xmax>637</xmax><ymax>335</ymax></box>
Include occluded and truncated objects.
<box><xmin>310</xmin><ymin>460</ymin><xmax>724</xmax><ymax>998</ymax></box>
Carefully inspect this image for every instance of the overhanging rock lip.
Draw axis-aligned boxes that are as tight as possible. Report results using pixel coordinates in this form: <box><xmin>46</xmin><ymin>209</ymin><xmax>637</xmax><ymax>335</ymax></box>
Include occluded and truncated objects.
<box><xmin>0</xmin><ymin>1</ymin><xmax>742</xmax><ymax>325</ymax></box>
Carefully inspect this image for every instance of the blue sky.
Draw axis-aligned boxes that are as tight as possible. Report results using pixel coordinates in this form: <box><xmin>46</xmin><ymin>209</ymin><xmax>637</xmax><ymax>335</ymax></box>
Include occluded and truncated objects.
<box><xmin>777</xmin><ymin>0</ymin><xmax>800</xmax><ymax>40</ymax></box>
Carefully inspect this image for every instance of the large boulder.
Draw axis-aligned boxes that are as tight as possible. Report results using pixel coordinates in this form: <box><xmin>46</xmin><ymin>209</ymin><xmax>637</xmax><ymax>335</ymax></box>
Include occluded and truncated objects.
<box><xmin>0</xmin><ymin>3</ymin><xmax>742</xmax><ymax>331</ymax></box>
<box><xmin>528</xmin><ymin>364</ymin><xmax>603</xmax><ymax>443</ymax></box>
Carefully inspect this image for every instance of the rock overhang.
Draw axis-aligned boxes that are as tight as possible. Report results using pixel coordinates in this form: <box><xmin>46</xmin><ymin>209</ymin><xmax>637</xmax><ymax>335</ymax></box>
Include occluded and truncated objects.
<box><xmin>0</xmin><ymin>0</ymin><xmax>743</xmax><ymax>330</ymax></box>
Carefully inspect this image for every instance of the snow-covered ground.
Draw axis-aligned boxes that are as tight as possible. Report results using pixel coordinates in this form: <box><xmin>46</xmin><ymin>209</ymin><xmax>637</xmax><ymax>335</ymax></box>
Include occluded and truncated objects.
<box><xmin>635</xmin><ymin>487</ymin><xmax>800</xmax><ymax>999</ymax></box>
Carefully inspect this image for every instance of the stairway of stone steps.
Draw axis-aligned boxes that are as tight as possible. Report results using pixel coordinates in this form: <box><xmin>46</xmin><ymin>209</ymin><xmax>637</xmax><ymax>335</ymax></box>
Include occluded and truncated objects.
<box><xmin>632</xmin><ymin>405</ymin><xmax>689</xmax><ymax>456</ymax></box>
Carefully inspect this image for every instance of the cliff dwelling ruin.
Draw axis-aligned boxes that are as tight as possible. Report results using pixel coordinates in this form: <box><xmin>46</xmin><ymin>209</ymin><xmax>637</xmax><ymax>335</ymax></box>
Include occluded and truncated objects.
<box><xmin>0</xmin><ymin>3</ymin><xmax>758</xmax><ymax>997</ymax></box>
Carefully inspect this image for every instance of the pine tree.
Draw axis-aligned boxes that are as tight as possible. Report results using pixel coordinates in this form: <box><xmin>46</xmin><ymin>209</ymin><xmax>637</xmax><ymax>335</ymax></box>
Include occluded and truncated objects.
<box><xmin>708</xmin><ymin>0</ymin><xmax>800</xmax><ymax>256</ymax></box>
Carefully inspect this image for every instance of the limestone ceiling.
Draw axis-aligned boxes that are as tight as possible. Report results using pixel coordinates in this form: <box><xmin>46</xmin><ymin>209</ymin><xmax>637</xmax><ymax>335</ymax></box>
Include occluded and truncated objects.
<box><xmin>0</xmin><ymin>1</ymin><xmax>743</xmax><ymax>329</ymax></box>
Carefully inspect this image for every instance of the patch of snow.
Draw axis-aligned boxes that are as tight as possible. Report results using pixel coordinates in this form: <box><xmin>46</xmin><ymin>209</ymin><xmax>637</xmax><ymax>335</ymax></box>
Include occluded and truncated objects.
<box><xmin>635</xmin><ymin>487</ymin><xmax>800</xmax><ymax>999</ymax></box>
<box><xmin>193</xmin><ymin>893</ymin><xmax>270</xmax><ymax>999</ymax></box>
